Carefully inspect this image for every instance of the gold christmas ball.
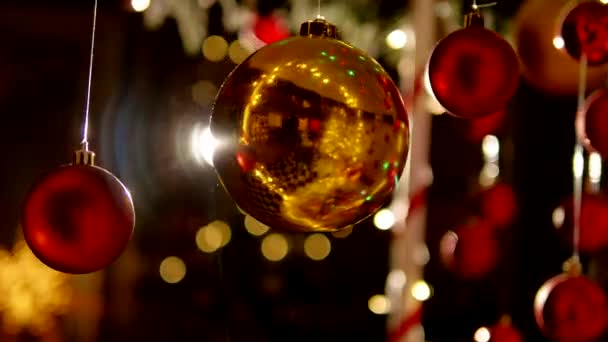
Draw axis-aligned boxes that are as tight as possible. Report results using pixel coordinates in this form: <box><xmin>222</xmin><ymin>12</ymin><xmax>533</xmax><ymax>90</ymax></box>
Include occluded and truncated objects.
<box><xmin>210</xmin><ymin>18</ymin><xmax>410</xmax><ymax>233</ymax></box>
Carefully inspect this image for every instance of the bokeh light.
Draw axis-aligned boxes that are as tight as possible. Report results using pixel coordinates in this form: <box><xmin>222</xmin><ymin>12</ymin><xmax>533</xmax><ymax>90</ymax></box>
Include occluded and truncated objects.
<box><xmin>195</xmin><ymin>220</ymin><xmax>231</xmax><ymax>253</ymax></box>
<box><xmin>482</xmin><ymin>135</ymin><xmax>500</xmax><ymax>162</ymax></box>
<box><xmin>228</xmin><ymin>40</ymin><xmax>251</xmax><ymax>64</ymax></box>
<box><xmin>374</xmin><ymin>208</ymin><xmax>395</xmax><ymax>230</ymax></box>
<box><xmin>202</xmin><ymin>35</ymin><xmax>228</xmax><ymax>62</ymax></box>
<box><xmin>159</xmin><ymin>256</ymin><xmax>186</xmax><ymax>284</ymax></box>
<box><xmin>552</xmin><ymin>36</ymin><xmax>565</xmax><ymax>50</ymax></box>
<box><xmin>244</xmin><ymin>215</ymin><xmax>271</xmax><ymax>236</ymax></box>
<box><xmin>386</xmin><ymin>269</ymin><xmax>407</xmax><ymax>291</ymax></box>
<box><xmin>411</xmin><ymin>280</ymin><xmax>432</xmax><ymax>301</ymax></box>
<box><xmin>261</xmin><ymin>233</ymin><xmax>289</xmax><ymax>261</ymax></box>
<box><xmin>386</xmin><ymin>29</ymin><xmax>408</xmax><ymax>49</ymax></box>
<box><xmin>368</xmin><ymin>294</ymin><xmax>391</xmax><ymax>315</ymax></box>
<box><xmin>304</xmin><ymin>234</ymin><xmax>331</xmax><ymax>261</ymax></box>
<box><xmin>553</xmin><ymin>206</ymin><xmax>565</xmax><ymax>229</ymax></box>
<box><xmin>474</xmin><ymin>327</ymin><xmax>491</xmax><ymax>342</ymax></box>
<box><xmin>131</xmin><ymin>0</ymin><xmax>150</xmax><ymax>12</ymax></box>
<box><xmin>191</xmin><ymin>80</ymin><xmax>218</xmax><ymax>107</ymax></box>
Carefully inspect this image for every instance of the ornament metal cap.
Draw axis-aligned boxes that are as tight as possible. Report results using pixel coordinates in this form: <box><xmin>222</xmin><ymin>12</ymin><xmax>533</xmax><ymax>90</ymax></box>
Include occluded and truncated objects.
<box><xmin>562</xmin><ymin>256</ymin><xmax>582</xmax><ymax>276</ymax></box>
<box><xmin>464</xmin><ymin>10</ymin><xmax>485</xmax><ymax>28</ymax></box>
<box><xmin>73</xmin><ymin>143</ymin><xmax>95</xmax><ymax>166</ymax></box>
<box><xmin>299</xmin><ymin>17</ymin><xmax>340</xmax><ymax>39</ymax></box>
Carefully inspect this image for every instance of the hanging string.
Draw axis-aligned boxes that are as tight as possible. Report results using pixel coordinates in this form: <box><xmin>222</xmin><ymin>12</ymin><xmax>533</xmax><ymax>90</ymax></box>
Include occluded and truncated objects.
<box><xmin>81</xmin><ymin>0</ymin><xmax>98</xmax><ymax>151</ymax></box>
<box><xmin>317</xmin><ymin>0</ymin><xmax>323</xmax><ymax>19</ymax></box>
<box><xmin>572</xmin><ymin>54</ymin><xmax>588</xmax><ymax>262</ymax></box>
<box><xmin>472</xmin><ymin>0</ymin><xmax>498</xmax><ymax>10</ymax></box>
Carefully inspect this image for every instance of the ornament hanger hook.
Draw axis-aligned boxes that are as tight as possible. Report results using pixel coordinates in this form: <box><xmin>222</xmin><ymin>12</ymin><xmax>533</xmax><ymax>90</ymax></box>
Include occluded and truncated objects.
<box><xmin>472</xmin><ymin>0</ymin><xmax>497</xmax><ymax>11</ymax></box>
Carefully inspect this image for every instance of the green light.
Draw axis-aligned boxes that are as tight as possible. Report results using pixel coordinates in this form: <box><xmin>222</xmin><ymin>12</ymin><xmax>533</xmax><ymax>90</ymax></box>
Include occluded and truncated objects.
<box><xmin>329</xmin><ymin>55</ymin><xmax>336</xmax><ymax>61</ymax></box>
<box><xmin>365</xmin><ymin>195</ymin><xmax>373</xmax><ymax>201</ymax></box>
<box><xmin>382</xmin><ymin>161</ymin><xmax>390</xmax><ymax>170</ymax></box>
<box><xmin>321</xmin><ymin>51</ymin><xmax>328</xmax><ymax>56</ymax></box>
<box><xmin>347</xmin><ymin>69</ymin><xmax>356</xmax><ymax>77</ymax></box>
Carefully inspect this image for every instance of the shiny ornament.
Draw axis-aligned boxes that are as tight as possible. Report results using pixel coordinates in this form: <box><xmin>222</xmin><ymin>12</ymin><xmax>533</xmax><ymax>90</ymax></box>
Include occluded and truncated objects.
<box><xmin>558</xmin><ymin>1</ymin><xmax>608</xmax><ymax>66</ymax></box>
<box><xmin>534</xmin><ymin>271</ymin><xmax>608</xmax><ymax>342</ymax></box>
<box><xmin>556</xmin><ymin>193</ymin><xmax>608</xmax><ymax>253</ymax></box>
<box><xmin>465</xmin><ymin>110</ymin><xmax>506</xmax><ymax>143</ymax></box>
<box><xmin>578</xmin><ymin>89</ymin><xmax>608</xmax><ymax>158</ymax></box>
<box><xmin>428</xmin><ymin>10</ymin><xmax>519</xmax><ymax>119</ymax></box>
<box><xmin>479</xmin><ymin>183</ymin><xmax>518</xmax><ymax>229</ymax></box>
<box><xmin>513</xmin><ymin>0</ymin><xmax>608</xmax><ymax>95</ymax></box>
<box><xmin>210</xmin><ymin>18</ymin><xmax>409</xmax><ymax>232</ymax></box>
<box><xmin>21</xmin><ymin>149</ymin><xmax>135</xmax><ymax>274</ymax></box>
<box><xmin>439</xmin><ymin>219</ymin><xmax>499</xmax><ymax>279</ymax></box>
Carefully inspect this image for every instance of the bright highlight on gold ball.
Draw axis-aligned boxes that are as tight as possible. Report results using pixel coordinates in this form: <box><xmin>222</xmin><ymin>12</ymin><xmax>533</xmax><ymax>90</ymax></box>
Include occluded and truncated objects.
<box><xmin>261</xmin><ymin>233</ymin><xmax>289</xmax><ymax>261</ymax></box>
<box><xmin>368</xmin><ymin>294</ymin><xmax>391</xmax><ymax>315</ymax></box>
<box><xmin>202</xmin><ymin>35</ymin><xmax>228</xmax><ymax>62</ymax></box>
<box><xmin>196</xmin><ymin>220</ymin><xmax>231</xmax><ymax>253</ymax></box>
<box><xmin>159</xmin><ymin>256</ymin><xmax>186</xmax><ymax>284</ymax></box>
<box><xmin>244</xmin><ymin>215</ymin><xmax>270</xmax><ymax>236</ymax></box>
<box><xmin>303</xmin><ymin>233</ymin><xmax>331</xmax><ymax>261</ymax></box>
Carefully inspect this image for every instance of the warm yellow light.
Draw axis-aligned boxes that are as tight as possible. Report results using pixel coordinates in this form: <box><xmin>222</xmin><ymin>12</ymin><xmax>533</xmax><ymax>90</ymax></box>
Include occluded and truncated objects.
<box><xmin>159</xmin><ymin>256</ymin><xmax>186</xmax><ymax>284</ymax></box>
<box><xmin>202</xmin><ymin>36</ymin><xmax>228</xmax><ymax>62</ymax></box>
<box><xmin>386</xmin><ymin>29</ymin><xmax>408</xmax><ymax>49</ymax></box>
<box><xmin>304</xmin><ymin>234</ymin><xmax>331</xmax><ymax>261</ymax></box>
<box><xmin>368</xmin><ymin>294</ymin><xmax>391</xmax><ymax>314</ymax></box>
<box><xmin>474</xmin><ymin>327</ymin><xmax>491</xmax><ymax>342</ymax></box>
<box><xmin>196</xmin><ymin>221</ymin><xmax>231</xmax><ymax>253</ymax></box>
<box><xmin>482</xmin><ymin>135</ymin><xmax>499</xmax><ymax>162</ymax></box>
<box><xmin>261</xmin><ymin>233</ymin><xmax>289</xmax><ymax>261</ymax></box>
<box><xmin>374</xmin><ymin>209</ymin><xmax>395</xmax><ymax>230</ymax></box>
<box><xmin>244</xmin><ymin>215</ymin><xmax>270</xmax><ymax>236</ymax></box>
<box><xmin>589</xmin><ymin>152</ymin><xmax>602</xmax><ymax>183</ymax></box>
<box><xmin>553</xmin><ymin>36</ymin><xmax>565</xmax><ymax>49</ymax></box>
<box><xmin>131</xmin><ymin>0</ymin><xmax>150</xmax><ymax>12</ymax></box>
<box><xmin>411</xmin><ymin>280</ymin><xmax>432</xmax><ymax>301</ymax></box>
<box><xmin>553</xmin><ymin>206</ymin><xmax>565</xmax><ymax>229</ymax></box>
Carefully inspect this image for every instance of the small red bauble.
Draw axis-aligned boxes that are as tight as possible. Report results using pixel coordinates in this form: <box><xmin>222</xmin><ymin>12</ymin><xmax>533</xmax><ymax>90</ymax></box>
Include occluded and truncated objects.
<box><xmin>253</xmin><ymin>14</ymin><xmax>290</xmax><ymax>44</ymax></box>
<box><xmin>21</xmin><ymin>155</ymin><xmax>135</xmax><ymax>274</ymax></box>
<box><xmin>440</xmin><ymin>219</ymin><xmax>499</xmax><ymax>279</ymax></box>
<box><xmin>557</xmin><ymin>193</ymin><xmax>608</xmax><ymax>253</ymax></box>
<box><xmin>559</xmin><ymin>1</ymin><xmax>608</xmax><ymax>66</ymax></box>
<box><xmin>489</xmin><ymin>318</ymin><xmax>523</xmax><ymax>342</ymax></box>
<box><xmin>534</xmin><ymin>274</ymin><xmax>608</xmax><ymax>342</ymax></box>
<box><xmin>428</xmin><ymin>19</ymin><xmax>519</xmax><ymax>119</ymax></box>
<box><xmin>578</xmin><ymin>89</ymin><xmax>608</xmax><ymax>158</ymax></box>
<box><xmin>479</xmin><ymin>183</ymin><xmax>518</xmax><ymax>229</ymax></box>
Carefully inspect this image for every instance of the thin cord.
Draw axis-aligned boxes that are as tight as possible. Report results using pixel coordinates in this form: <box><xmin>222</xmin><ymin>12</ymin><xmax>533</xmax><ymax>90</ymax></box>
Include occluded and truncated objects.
<box><xmin>82</xmin><ymin>0</ymin><xmax>98</xmax><ymax>150</ymax></box>
<box><xmin>317</xmin><ymin>0</ymin><xmax>323</xmax><ymax>19</ymax></box>
<box><xmin>572</xmin><ymin>54</ymin><xmax>588</xmax><ymax>262</ymax></box>
<box><xmin>472</xmin><ymin>0</ymin><xmax>498</xmax><ymax>10</ymax></box>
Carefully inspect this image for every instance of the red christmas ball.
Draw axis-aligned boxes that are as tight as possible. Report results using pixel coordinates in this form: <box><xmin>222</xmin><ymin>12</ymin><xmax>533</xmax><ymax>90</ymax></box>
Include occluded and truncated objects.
<box><xmin>489</xmin><ymin>320</ymin><xmax>523</xmax><ymax>342</ymax></box>
<box><xmin>559</xmin><ymin>1</ymin><xmax>608</xmax><ymax>66</ymax></box>
<box><xmin>557</xmin><ymin>193</ymin><xmax>608</xmax><ymax>253</ymax></box>
<box><xmin>578</xmin><ymin>89</ymin><xmax>608</xmax><ymax>158</ymax></box>
<box><xmin>21</xmin><ymin>164</ymin><xmax>135</xmax><ymax>274</ymax></box>
<box><xmin>534</xmin><ymin>274</ymin><xmax>608</xmax><ymax>342</ymax></box>
<box><xmin>480</xmin><ymin>183</ymin><xmax>518</xmax><ymax>229</ymax></box>
<box><xmin>465</xmin><ymin>110</ymin><xmax>506</xmax><ymax>143</ymax></box>
<box><xmin>428</xmin><ymin>26</ymin><xmax>519</xmax><ymax>119</ymax></box>
<box><xmin>440</xmin><ymin>219</ymin><xmax>499</xmax><ymax>279</ymax></box>
<box><xmin>253</xmin><ymin>14</ymin><xmax>290</xmax><ymax>44</ymax></box>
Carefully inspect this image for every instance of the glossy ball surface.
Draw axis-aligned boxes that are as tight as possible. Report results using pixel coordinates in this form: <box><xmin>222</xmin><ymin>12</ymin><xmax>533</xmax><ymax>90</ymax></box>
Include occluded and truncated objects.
<box><xmin>559</xmin><ymin>1</ymin><xmax>608</xmax><ymax>66</ymax></box>
<box><xmin>428</xmin><ymin>26</ymin><xmax>520</xmax><ymax>119</ymax></box>
<box><xmin>578</xmin><ymin>89</ymin><xmax>608</xmax><ymax>158</ymax></box>
<box><xmin>557</xmin><ymin>193</ymin><xmax>608</xmax><ymax>253</ymax></box>
<box><xmin>21</xmin><ymin>164</ymin><xmax>135</xmax><ymax>274</ymax></box>
<box><xmin>210</xmin><ymin>36</ymin><xmax>410</xmax><ymax>232</ymax></box>
<box><xmin>534</xmin><ymin>274</ymin><xmax>608</xmax><ymax>342</ymax></box>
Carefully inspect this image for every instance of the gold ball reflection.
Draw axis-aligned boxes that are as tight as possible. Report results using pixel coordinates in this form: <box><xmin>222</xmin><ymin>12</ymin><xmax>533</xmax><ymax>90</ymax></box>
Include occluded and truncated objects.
<box><xmin>304</xmin><ymin>233</ymin><xmax>331</xmax><ymax>260</ymax></box>
<box><xmin>261</xmin><ymin>233</ymin><xmax>289</xmax><ymax>261</ymax></box>
<box><xmin>211</xmin><ymin>35</ymin><xmax>410</xmax><ymax>233</ymax></box>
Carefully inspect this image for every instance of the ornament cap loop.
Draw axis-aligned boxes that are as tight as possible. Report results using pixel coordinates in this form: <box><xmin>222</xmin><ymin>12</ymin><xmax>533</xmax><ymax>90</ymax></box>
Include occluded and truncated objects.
<box><xmin>299</xmin><ymin>17</ymin><xmax>340</xmax><ymax>39</ymax></box>
<box><xmin>464</xmin><ymin>10</ymin><xmax>485</xmax><ymax>28</ymax></box>
<box><xmin>74</xmin><ymin>148</ymin><xmax>95</xmax><ymax>166</ymax></box>
<box><xmin>562</xmin><ymin>255</ymin><xmax>582</xmax><ymax>276</ymax></box>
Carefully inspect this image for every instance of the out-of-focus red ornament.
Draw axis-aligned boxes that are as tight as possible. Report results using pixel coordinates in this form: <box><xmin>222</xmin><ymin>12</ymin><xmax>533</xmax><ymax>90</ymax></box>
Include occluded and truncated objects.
<box><xmin>21</xmin><ymin>149</ymin><xmax>135</xmax><ymax>274</ymax></box>
<box><xmin>489</xmin><ymin>316</ymin><xmax>523</xmax><ymax>342</ymax></box>
<box><xmin>465</xmin><ymin>110</ymin><xmax>506</xmax><ymax>143</ymax></box>
<box><xmin>440</xmin><ymin>219</ymin><xmax>499</xmax><ymax>279</ymax></box>
<box><xmin>428</xmin><ymin>9</ymin><xmax>519</xmax><ymax>119</ymax></box>
<box><xmin>558</xmin><ymin>1</ymin><xmax>608</xmax><ymax>66</ymax></box>
<box><xmin>534</xmin><ymin>261</ymin><xmax>608</xmax><ymax>342</ymax></box>
<box><xmin>253</xmin><ymin>14</ymin><xmax>290</xmax><ymax>44</ymax></box>
<box><xmin>479</xmin><ymin>183</ymin><xmax>518</xmax><ymax>229</ymax></box>
<box><xmin>578</xmin><ymin>89</ymin><xmax>608</xmax><ymax>158</ymax></box>
<box><xmin>556</xmin><ymin>193</ymin><xmax>608</xmax><ymax>253</ymax></box>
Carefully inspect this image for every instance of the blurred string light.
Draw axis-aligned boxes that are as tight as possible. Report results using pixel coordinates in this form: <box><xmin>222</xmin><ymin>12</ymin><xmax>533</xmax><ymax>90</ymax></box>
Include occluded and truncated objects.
<box><xmin>228</xmin><ymin>40</ymin><xmax>252</xmax><ymax>64</ymax></box>
<box><xmin>552</xmin><ymin>206</ymin><xmax>565</xmax><ymax>229</ymax></box>
<box><xmin>202</xmin><ymin>35</ymin><xmax>228</xmax><ymax>62</ymax></box>
<box><xmin>244</xmin><ymin>215</ymin><xmax>270</xmax><ymax>236</ymax></box>
<box><xmin>196</xmin><ymin>220</ymin><xmax>232</xmax><ymax>253</ymax></box>
<box><xmin>386</xmin><ymin>29</ymin><xmax>408</xmax><ymax>50</ymax></box>
<box><xmin>131</xmin><ymin>0</ymin><xmax>150</xmax><ymax>12</ymax></box>
<box><xmin>374</xmin><ymin>208</ymin><xmax>395</xmax><ymax>230</ymax></box>
<box><xmin>474</xmin><ymin>327</ymin><xmax>491</xmax><ymax>342</ymax></box>
<box><xmin>159</xmin><ymin>256</ymin><xmax>186</xmax><ymax>284</ymax></box>
<box><xmin>411</xmin><ymin>280</ymin><xmax>432</xmax><ymax>301</ymax></box>
<box><xmin>0</xmin><ymin>240</ymin><xmax>71</xmax><ymax>335</ymax></box>
<box><xmin>589</xmin><ymin>152</ymin><xmax>602</xmax><ymax>186</ymax></box>
<box><xmin>553</xmin><ymin>36</ymin><xmax>566</xmax><ymax>49</ymax></box>
<box><xmin>304</xmin><ymin>234</ymin><xmax>331</xmax><ymax>261</ymax></box>
<box><xmin>368</xmin><ymin>294</ymin><xmax>391</xmax><ymax>315</ymax></box>
<box><xmin>190</xmin><ymin>124</ymin><xmax>220</xmax><ymax>166</ymax></box>
<box><xmin>480</xmin><ymin>135</ymin><xmax>500</xmax><ymax>187</ymax></box>
<box><xmin>261</xmin><ymin>233</ymin><xmax>289</xmax><ymax>261</ymax></box>
<box><xmin>386</xmin><ymin>269</ymin><xmax>407</xmax><ymax>291</ymax></box>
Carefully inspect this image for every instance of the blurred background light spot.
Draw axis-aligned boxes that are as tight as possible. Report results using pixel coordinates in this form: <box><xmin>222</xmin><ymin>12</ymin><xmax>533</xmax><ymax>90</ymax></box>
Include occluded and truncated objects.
<box><xmin>191</xmin><ymin>80</ymin><xmax>218</xmax><ymax>107</ymax></box>
<box><xmin>474</xmin><ymin>327</ymin><xmax>491</xmax><ymax>342</ymax></box>
<box><xmin>374</xmin><ymin>208</ymin><xmax>395</xmax><ymax>230</ymax></box>
<box><xmin>244</xmin><ymin>215</ymin><xmax>270</xmax><ymax>236</ymax></box>
<box><xmin>202</xmin><ymin>35</ymin><xmax>228</xmax><ymax>62</ymax></box>
<box><xmin>413</xmin><ymin>244</ymin><xmax>430</xmax><ymax>266</ymax></box>
<box><xmin>131</xmin><ymin>0</ymin><xmax>150</xmax><ymax>12</ymax></box>
<box><xmin>159</xmin><ymin>256</ymin><xmax>186</xmax><ymax>284</ymax></box>
<box><xmin>552</xmin><ymin>36</ymin><xmax>565</xmax><ymax>49</ymax></box>
<box><xmin>386</xmin><ymin>29</ymin><xmax>408</xmax><ymax>50</ymax></box>
<box><xmin>304</xmin><ymin>233</ymin><xmax>331</xmax><ymax>261</ymax></box>
<box><xmin>261</xmin><ymin>233</ymin><xmax>288</xmax><ymax>261</ymax></box>
<box><xmin>368</xmin><ymin>294</ymin><xmax>391</xmax><ymax>315</ymax></box>
<box><xmin>228</xmin><ymin>40</ymin><xmax>251</xmax><ymax>64</ymax></box>
<box><xmin>411</xmin><ymin>280</ymin><xmax>432</xmax><ymax>301</ymax></box>
<box><xmin>196</xmin><ymin>220</ymin><xmax>231</xmax><ymax>253</ymax></box>
<box><xmin>553</xmin><ymin>206</ymin><xmax>565</xmax><ymax>229</ymax></box>
<box><xmin>386</xmin><ymin>269</ymin><xmax>407</xmax><ymax>291</ymax></box>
